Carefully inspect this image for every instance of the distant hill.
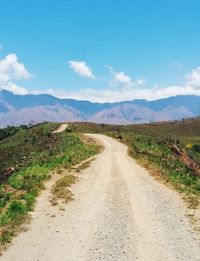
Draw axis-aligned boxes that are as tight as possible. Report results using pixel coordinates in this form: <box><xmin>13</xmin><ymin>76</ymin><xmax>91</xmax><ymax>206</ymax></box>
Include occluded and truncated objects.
<box><xmin>0</xmin><ymin>89</ymin><xmax>200</xmax><ymax>127</ymax></box>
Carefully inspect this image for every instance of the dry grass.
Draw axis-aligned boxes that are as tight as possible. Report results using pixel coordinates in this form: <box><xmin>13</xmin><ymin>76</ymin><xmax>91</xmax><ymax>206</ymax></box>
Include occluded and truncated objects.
<box><xmin>73</xmin><ymin>158</ymin><xmax>95</xmax><ymax>173</ymax></box>
<box><xmin>50</xmin><ymin>175</ymin><xmax>77</xmax><ymax>205</ymax></box>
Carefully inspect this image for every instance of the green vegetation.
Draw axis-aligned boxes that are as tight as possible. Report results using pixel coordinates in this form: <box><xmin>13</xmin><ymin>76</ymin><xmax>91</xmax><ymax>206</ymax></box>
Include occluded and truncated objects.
<box><xmin>122</xmin><ymin>132</ymin><xmax>200</xmax><ymax>207</ymax></box>
<box><xmin>0</xmin><ymin>125</ymin><xmax>28</xmax><ymax>141</ymax></box>
<box><xmin>70</xmin><ymin>118</ymin><xmax>200</xmax><ymax>207</ymax></box>
<box><xmin>0</xmin><ymin>123</ymin><xmax>99</xmax><ymax>246</ymax></box>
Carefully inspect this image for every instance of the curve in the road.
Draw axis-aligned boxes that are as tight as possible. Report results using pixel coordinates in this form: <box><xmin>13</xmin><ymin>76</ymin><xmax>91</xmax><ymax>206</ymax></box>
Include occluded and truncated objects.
<box><xmin>2</xmin><ymin>134</ymin><xmax>200</xmax><ymax>261</ymax></box>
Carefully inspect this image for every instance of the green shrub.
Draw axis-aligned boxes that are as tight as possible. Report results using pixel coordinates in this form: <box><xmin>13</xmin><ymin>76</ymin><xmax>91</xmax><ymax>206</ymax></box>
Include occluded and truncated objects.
<box><xmin>7</xmin><ymin>200</ymin><xmax>27</xmax><ymax>219</ymax></box>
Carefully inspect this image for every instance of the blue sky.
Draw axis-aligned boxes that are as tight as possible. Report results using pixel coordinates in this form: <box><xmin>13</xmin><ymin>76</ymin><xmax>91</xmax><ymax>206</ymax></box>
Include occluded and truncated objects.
<box><xmin>0</xmin><ymin>0</ymin><xmax>200</xmax><ymax>102</ymax></box>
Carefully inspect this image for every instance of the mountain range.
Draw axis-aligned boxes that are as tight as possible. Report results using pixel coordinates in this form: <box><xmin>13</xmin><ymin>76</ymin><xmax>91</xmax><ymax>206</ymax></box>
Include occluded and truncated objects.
<box><xmin>0</xmin><ymin>89</ymin><xmax>200</xmax><ymax>127</ymax></box>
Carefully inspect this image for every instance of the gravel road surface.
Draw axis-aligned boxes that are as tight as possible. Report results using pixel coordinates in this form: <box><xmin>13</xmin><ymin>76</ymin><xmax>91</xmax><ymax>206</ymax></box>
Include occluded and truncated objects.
<box><xmin>2</xmin><ymin>134</ymin><xmax>200</xmax><ymax>261</ymax></box>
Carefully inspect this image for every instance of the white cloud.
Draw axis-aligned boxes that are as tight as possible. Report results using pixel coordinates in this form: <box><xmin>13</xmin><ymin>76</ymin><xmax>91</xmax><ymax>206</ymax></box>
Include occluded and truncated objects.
<box><xmin>186</xmin><ymin>67</ymin><xmax>200</xmax><ymax>88</ymax></box>
<box><xmin>113</xmin><ymin>71</ymin><xmax>132</xmax><ymax>86</ymax></box>
<box><xmin>107</xmin><ymin>66</ymin><xmax>145</xmax><ymax>88</ymax></box>
<box><xmin>0</xmin><ymin>53</ymin><xmax>32</xmax><ymax>95</ymax></box>
<box><xmin>136</xmin><ymin>79</ymin><xmax>145</xmax><ymax>86</ymax></box>
<box><xmin>46</xmin><ymin>84</ymin><xmax>200</xmax><ymax>103</ymax></box>
<box><xmin>0</xmin><ymin>81</ymin><xmax>28</xmax><ymax>95</ymax></box>
<box><xmin>0</xmin><ymin>60</ymin><xmax>200</xmax><ymax>103</ymax></box>
<box><xmin>68</xmin><ymin>60</ymin><xmax>95</xmax><ymax>79</ymax></box>
<box><xmin>45</xmin><ymin>67</ymin><xmax>200</xmax><ymax>102</ymax></box>
<box><xmin>0</xmin><ymin>53</ymin><xmax>32</xmax><ymax>82</ymax></box>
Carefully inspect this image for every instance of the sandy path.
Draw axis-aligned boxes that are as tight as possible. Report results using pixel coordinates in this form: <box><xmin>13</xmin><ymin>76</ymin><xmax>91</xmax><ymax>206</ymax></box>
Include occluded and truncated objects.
<box><xmin>2</xmin><ymin>134</ymin><xmax>200</xmax><ymax>261</ymax></box>
<box><xmin>52</xmin><ymin>123</ymin><xmax>68</xmax><ymax>133</ymax></box>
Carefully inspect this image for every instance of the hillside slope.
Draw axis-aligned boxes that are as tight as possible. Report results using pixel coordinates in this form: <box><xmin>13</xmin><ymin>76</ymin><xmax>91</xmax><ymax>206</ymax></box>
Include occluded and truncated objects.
<box><xmin>71</xmin><ymin>117</ymin><xmax>200</xmax><ymax>204</ymax></box>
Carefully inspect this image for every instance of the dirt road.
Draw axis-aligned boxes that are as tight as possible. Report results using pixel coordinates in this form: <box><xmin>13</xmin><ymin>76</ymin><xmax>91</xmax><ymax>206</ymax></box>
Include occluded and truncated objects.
<box><xmin>2</xmin><ymin>134</ymin><xmax>200</xmax><ymax>261</ymax></box>
<box><xmin>52</xmin><ymin>123</ymin><xmax>68</xmax><ymax>133</ymax></box>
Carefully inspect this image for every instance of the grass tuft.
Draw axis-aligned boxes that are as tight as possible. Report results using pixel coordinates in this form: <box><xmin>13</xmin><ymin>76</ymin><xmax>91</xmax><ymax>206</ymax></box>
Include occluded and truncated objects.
<box><xmin>50</xmin><ymin>175</ymin><xmax>77</xmax><ymax>205</ymax></box>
